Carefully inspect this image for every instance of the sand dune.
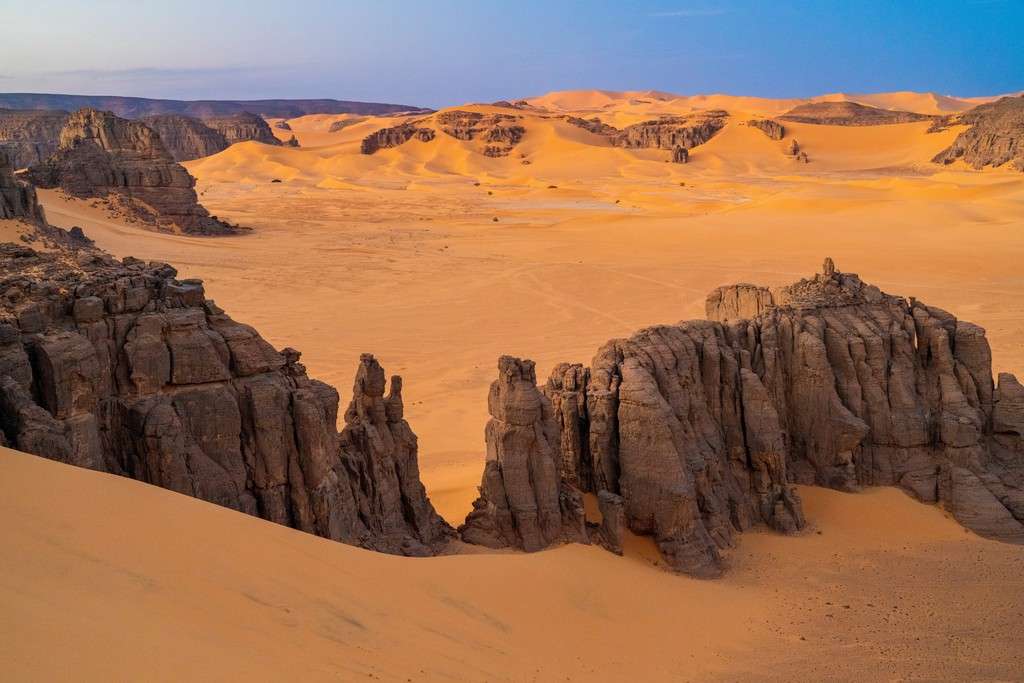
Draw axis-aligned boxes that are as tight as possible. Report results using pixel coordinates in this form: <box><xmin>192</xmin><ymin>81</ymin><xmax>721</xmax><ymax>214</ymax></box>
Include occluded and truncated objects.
<box><xmin>3</xmin><ymin>447</ymin><xmax>1022</xmax><ymax>681</ymax></box>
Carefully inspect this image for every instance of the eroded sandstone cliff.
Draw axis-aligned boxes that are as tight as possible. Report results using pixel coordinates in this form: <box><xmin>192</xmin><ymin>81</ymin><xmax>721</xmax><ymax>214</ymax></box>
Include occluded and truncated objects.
<box><xmin>139</xmin><ymin>114</ymin><xmax>230</xmax><ymax>161</ymax></box>
<box><xmin>26</xmin><ymin>109</ymin><xmax>242</xmax><ymax>235</ymax></box>
<box><xmin>462</xmin><ymin>259</ymin><xmax>1023</xmax><ymax>576</ymax></box>
<box><xmin>932</xmin><ymin>96</ymin><xmax>1024</xmax><ymax>171</ymax></box>
<box><xmin>0</xmin><ymin>244</ymin><xmax>453</xmax><ymax>555</ymax></box>
<box><xmin>780</xmin><ymin>101</ymin><xmax>933</xmax><ymax>126</ymax></box>
<box><xmin>0</xmin><ymin>151</ymin><xmax>45</xmax><ymax>224</ymax></box>
<box><xmin>200</xmin><ymin>112</ymin><xmax>281</xmax><ymax>146</ymax></box>
<box><xmin>0</xmin><ymin>109</ymin><xmax>69</xmax><ymax>170</ymax></box>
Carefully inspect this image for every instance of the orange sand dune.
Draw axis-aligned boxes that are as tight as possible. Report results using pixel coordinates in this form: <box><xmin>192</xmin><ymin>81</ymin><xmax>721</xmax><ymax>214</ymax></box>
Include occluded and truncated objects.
<box><xmin>3</xmin><ymin>447</ymin><xmax>1022</xmax><ymax>681</ymax></box>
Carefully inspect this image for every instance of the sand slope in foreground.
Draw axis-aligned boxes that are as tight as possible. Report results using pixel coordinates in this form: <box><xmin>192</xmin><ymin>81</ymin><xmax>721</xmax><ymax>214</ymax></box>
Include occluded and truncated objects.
<box><xmin>2</xmin><ymin>447</ymin><xmax>1022</xmax><ymax>681</ymax></box>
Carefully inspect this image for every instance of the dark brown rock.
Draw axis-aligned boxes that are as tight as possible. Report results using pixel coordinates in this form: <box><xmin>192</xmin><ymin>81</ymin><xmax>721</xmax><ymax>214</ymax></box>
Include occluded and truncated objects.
<box><xmin>139</xmin><ymin>114</ymin><xmax>229</xmax><ymax>161</ymax></box>
<box><xmin>0</xmin><ymin>244</ymin><xmax>453</xmax><ymax>556</ymax></box>
<box><xmin>360</xmin><ymin>122</ymin><xmax>435</xmax><ymax>154</ymax></box>
<box><xmin>748</xmin><ymin>119</ymin><xmax>785</xmax><ymax>140</ymax></box>
<box><xmin>612</xmin><ymin>111</ymin><xmax>728</xmax><ymax>152</ymax></box>
<box><xmin>200</xmin><ymin>112</ymin><xmax>281</xmax><ymax>146</ymax></box>
<box><xmin>1</xmin><ymin>150</ymin><xmax>46</xmax><ymax>224</ymax></box>
<box><xmin>25</xmin><ymin>109</ymin><xmax>242</xmax><ymax>235</ymax></box>
<box><xmin>563</xmin><ymin>116</ymin><xmax>620</xmax><ymax>137</ymax></box>
<box><xmin>672</xmin><ymin>146</ymin><xmax>688</xmax><ymax>163</ymax></box>
<box><xmin>932</xmin><ymin>96</ymin><xmax>1024</xmax><ymax>171</ymax></box>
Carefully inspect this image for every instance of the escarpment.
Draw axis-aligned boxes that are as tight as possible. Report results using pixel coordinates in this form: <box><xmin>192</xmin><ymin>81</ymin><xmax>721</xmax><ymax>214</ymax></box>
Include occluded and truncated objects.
<box><xmin>200</xmin><ymin>112</ymin><xmax>281</xmax><ymax>146</ymax></box>
<box><xmin>436</xmin><ymin>110</ymin><xmax>526</xmax><ymax>156</ymax></box>
<box><xmin>932</xmin><ymin>96</ymin><xmax>1024</xmax><ymax>171</ymax></box>
<box><xmin>462</xmin><ymin>259</ymin><xmax>1024</xmax><ymax>575</ymax></box>
<box><xmin>139</xmin><ymin>114</ymin><xmax>230</xmax><ymax>161</ymax></box>
<box><xmin>0</xmin><ymin>109</ymin><xmax>69</xmax><ymax>170</ymax></box>
<box><xmin>611</xmin><ymin>111</ymin><xmax>727</xmax><ymax>163</ymax></box>
<box><xmin>25</xmin><ymin>109</ymin><xmax>242</xmax><ymax>235</ymax></box>
<box><xmin>0</xmin><ymin>244</ymin><xmax>453</xmax><ymax>555</ymax></box>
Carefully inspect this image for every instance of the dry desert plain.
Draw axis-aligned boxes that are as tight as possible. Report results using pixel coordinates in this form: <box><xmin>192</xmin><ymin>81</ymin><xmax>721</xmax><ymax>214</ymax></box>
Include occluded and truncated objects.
<box><xmin>9</xmin><ymin>89</ymin><xmax>1024</xmax><ymax>680</ymax></box>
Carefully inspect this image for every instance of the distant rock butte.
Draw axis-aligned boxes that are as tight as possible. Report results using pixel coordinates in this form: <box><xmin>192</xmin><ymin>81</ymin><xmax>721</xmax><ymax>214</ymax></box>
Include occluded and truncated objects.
<box><xmin>0</xmin><ymin>108</ymin><xmax>69</xmax><ymax>170</ymax></box>
<box><xmin>461</xmin><ymin>258</ymin><xmax>1023</xmax><ymax>576</ymax></box>
<box><xmin>200</xmin><ymin>112</ymin><xmax>281</xmax><ymax>146</ymax></box>
<box><xmin>139</xmin><ymin>114</ymin><xmax>229</xmax><ymax>162</ymax></box>
<box><xmin>25</xmin><ymin>108</ymin><xmax>242</xmax><ymax>235</ymax></box>
<box><xmin>779</xmin><ymin>101</ymin><xmax>935</xmax><ymax>126</ymax></box>
<box><xmin>0</xmin><ymin>244</ymin><xmax>453</xmax><ymax>556</ymax></box>
<box><xmin>611</xmin><ymin>111</ymin><xmax>728</xmax><ymax>154</ymax></box>
<box><xmin>932</xmin><ymin>96</ymin><xmax>1024</xmax><ymax>171</ymax></box>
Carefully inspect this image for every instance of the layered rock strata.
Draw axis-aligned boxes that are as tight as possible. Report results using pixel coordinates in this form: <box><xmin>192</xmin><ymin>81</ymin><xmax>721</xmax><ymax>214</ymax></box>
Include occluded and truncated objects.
<box><xmin>612</xmin><ymin>111</ymin><xmax>728</xmax><ymax>152</ymax></box>
<box><xmin>26</xmin><ymin>109</ymin><xmax>241</xmax><ymax>235</ymax></box>
<box><xmin>360</xmin><ymin>122</ymin><xmax>435</xmax><ymax>154</ymax></box>
<box><xmin>932</xmin><ymin>96</ymin><xmax>1024</xmax><ymax>171</ymax></box>
<box><xmin>0</xmin><ymin>109</ymin><xmax>69</xmax><ymax>170</ymax></box>
<box><xmin>0</xmin><ymin>244</ymin><xmax>453</xmax><ymax>555</ymax></box>
<box><xmin>200</xmin><ymin>112</ymin><xmax>281</xmax><ymax>146</ymax></box>
<box><xmin>139</xmin><ymin>114</ymin><xmax>230</xmax><ymax>161</ymax></box>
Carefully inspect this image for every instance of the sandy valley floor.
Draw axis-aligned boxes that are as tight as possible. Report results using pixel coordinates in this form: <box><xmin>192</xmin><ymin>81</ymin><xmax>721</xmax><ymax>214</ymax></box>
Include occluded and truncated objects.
<box><xmin>14</xmin><ymin>90</ymin><xmax>1024</xmax><ymax>679</ymax></box>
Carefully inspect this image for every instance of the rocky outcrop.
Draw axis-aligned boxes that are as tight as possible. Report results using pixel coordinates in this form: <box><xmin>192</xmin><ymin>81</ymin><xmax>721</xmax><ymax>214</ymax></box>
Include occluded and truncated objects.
<box><xmin>0</xmin><ymin>109</ymin><xmax>69</xmax><ymax>170</ymax></box>
<box><xmin>200</xmin><ymin>112</ymin><xmax>281</xmax><ymax>146</ymax></box>
<box><xmin>0</xmin><ymin>244</ymin><xmax>453</xmax><ymax>556</ymax></box>
<box><xmin>672</xmin><ymin>146</ymin><xmax>688</xmax><ymax>163</ymax></box>
<box><xmin>748</xmin><ymin>119</ymin><xmax>785</xmax><ymax>140</ymax></box>
<box><xmin>275</xmin><ymin>121</ymin><xmax>292</xmax><ymax>131</ymax></box>
<box><xmin>612</xmin><ymin>111</ymin><xmax>727</xmax><ymax>158</ymax></box>
<box><xmin>459</xmin><ymin>357</ymin><xmax>587</xmax><ymax>551</ymax></box>
<box><xmin>25</xmin><ymin>109</ymin><xmax>241</xmax><ymax>235</ymax></box>
<box><xmin>435</xmin><ymin>111</ymin><xmax>526</xmax><ymax>156</ymax></box>
<box><xmin>0</xmin><ymin>150</ymin><xmax>45</xmax><ymax>224</ymax></box>
<box><xmin>932</xmin><ymin>96</ymin><xmax>1024</xmax><ymax>171</ymax></box>
<box><xmin>563</xmin><ymin>116</ymin><xmax>620</xmax><ymax>137</ymax></box>
<box><xmin>465</xmin><ymin>259</ymin><xmax>1024</xmax><ymax>575</ymax></box>
<box><xmin>780</xmin><ymin>101</ymin><xmax>934</xmax><ymax>126</ymax></box>
<box><xmin>360</xmin><ymin>122</ymin><xmax>435</xmax><ymax>154</ymax></box>
<box><xmin>139</xmin><ymin>115</ymin><xmax>229</xmax><ymax>162</ymax></box>
<box><xmin>285</xmin><ymin>135</ymin><xmax>299</xmax><ymax>148</ymax></box>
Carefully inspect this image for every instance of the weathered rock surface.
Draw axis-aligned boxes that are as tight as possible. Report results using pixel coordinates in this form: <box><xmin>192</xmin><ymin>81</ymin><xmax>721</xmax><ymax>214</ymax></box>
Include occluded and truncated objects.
<box><xmin>285</xmin><ymin>135</ymin><xmax>300</xmax><ymax>148</ymax></box>
<box><xmin>932</xmin><ymin>96</ymin><xmax>1024</xmax><ymax>171</ymax></box>
<box><xmin>275</xmin><ymin>120</ymin><xmax>292</xmax><ymax>131</ymax></box>
<box><xmin>466</xmin><ymin>259</ymin><xmax>1024</xmax><ymax>575</ymax></box>
<box><xmin>748</xmin><ymin>119</ymin><xmax>785</xmax><ymax>140</ymax></box>
<box><xmin>360</xmin><ymin>122</ymin><xmax>435</xmax><ymax>154</ymax></box>
<box><xmin>139</xmin><ymin>115</ymin><xmax>230</xmax><ymax>161</ymax></box>
<box><xmin>0</xmin><ymin>244</ymin><xmax>453</xmax><ymax>555</ymax></box>
<box><xmin>612</xmin><ymin>111</ymin><xmax>728</xmax><ymax>152</ymax></box>
<box><xmin>26</xmin><ymin>109</ymin><xmax>242</xmax><ymax>235</ymax></box>
<box><xmin>200</xmin><ymin>112</ymin><xmax>281</xmax><ymax>146</ymax></box>
<box><xmin>671</xmin><ymin>146</ymin><xmax>688</xmax><ymax>163</ymax></box>
<box><xmin>459</xmin><ymin>357</ymin><xmax>587</xmax><ymax>551</ymax></box>
<box><xmin>1</xmin><ymin>150</ymin><xmax>46</xmax><ymax>224</ymax></box>
<box><xmin>780</xmin><ymin>101</ymin><xmax>934</xmax><ymax>126</ymax></box>
<box><xmin>435</xmin><ymin>111</ymin><xmax>526</xmax><ymax>156</ymax></box>
<box><xmin>0</xmin><ymin>109</ymin><xmax>69</xmax><ymax>170</ymax></box>
<box><xmin>563</xmin><ymin>116</ymin><xmax>620</xmax><ymax>137</ymax></box>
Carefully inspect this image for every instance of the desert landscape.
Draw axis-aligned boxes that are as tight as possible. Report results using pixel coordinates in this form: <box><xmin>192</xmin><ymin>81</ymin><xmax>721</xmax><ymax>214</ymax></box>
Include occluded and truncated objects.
<box><xmin>2</xmin><ymin>3</ymin><xmax>1024</xmax><ymax>679</ymax></box>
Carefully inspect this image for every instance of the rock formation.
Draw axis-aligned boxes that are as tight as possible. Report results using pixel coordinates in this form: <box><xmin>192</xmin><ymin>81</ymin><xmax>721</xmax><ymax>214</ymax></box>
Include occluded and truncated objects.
<box><xmin>464</xmin><ymin>259</ymin><xmax>1024</xmax><ymax>576</ymax></box>
<box><xmin>139</xmin><ymin>115</ymin><xmax>230</xmax><ymax>161</ymax></box>
<box><xmin>200</xmin><ymin>112</ymin><xmax>281</xmax><ymax>146</ymax></box>
<box><xmin>275</xmin><ymin>120</ymin><xmax>292</xmax><ymax>131</ymax></box>
<box><xmin>435</xmin><ymin>111</ymin><xmax>526</xmax><ymax>156</ymax></box>
<box><xmin>0</xmin><ymin>244</ymin><xmax>453</xmax><ymax>555</ymax></box>
<box><xmin>459</xmin><ymin>357</ymin><xmax>587</xmax><ymax>551</ymax></box>
<box><xmin>360</xmin><ymin>122</ymin><xmax>435</xmax><ymax>154</ymax></box>
<box><xmin>0</xmin><ymin>108</ymin><xmax>69</xmax><ymax>170</ymax></box>
<box><xmin>285</xmin><ymin>135</ymin><xmax>300</xmax><ymax>148</ymax></box>
<box><xmin>748</xmin><ymin>119</ymin><xmax>785</xmax><ymax>140</ymax></box>
<box><xmin>672</xmin><ymin>146</ymin><xmax>688</xmax><ymax>163</ymax></box>
<box><xmin>26</xmin><ymin>109</ymin><xmax>242</xmax><ymax>235</ymax></box>
<box><xmin>0</xmin><ymin>150</ymin><xmax>45</xmax><ymax>224</ymax></box>
<box><xmin>932</xmin><ymin>96</ymin><xmax>1024</xmax><ymax>171</ymax></box>
<box><xmin>563</xmin><ymin>116</ymin><xmax>620</xmax><ymax>137</ymax></box>
<box><xmin>612</xmin><ymin>111</ymin><xmax>728</xmax><ymax>152</ymax></box>
<box><xmin>779</xmin><ymin>101</ymin><xmax>934</xmax><ymax>126</ymax></box>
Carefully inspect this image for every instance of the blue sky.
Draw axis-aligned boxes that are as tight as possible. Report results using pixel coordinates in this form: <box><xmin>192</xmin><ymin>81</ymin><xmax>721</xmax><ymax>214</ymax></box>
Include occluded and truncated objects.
<box><xmin>1</xmin><ymin>0</ymin><xmax>1021</xmax><ymax>107</ymax></box>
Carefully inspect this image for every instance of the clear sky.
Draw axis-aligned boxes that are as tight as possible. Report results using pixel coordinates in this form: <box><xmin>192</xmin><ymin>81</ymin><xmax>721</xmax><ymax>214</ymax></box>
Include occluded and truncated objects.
<box><xmin>2</xmin><ymin>0</ymin><xmax>1021</xmax><ymax>108</ymax></box>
